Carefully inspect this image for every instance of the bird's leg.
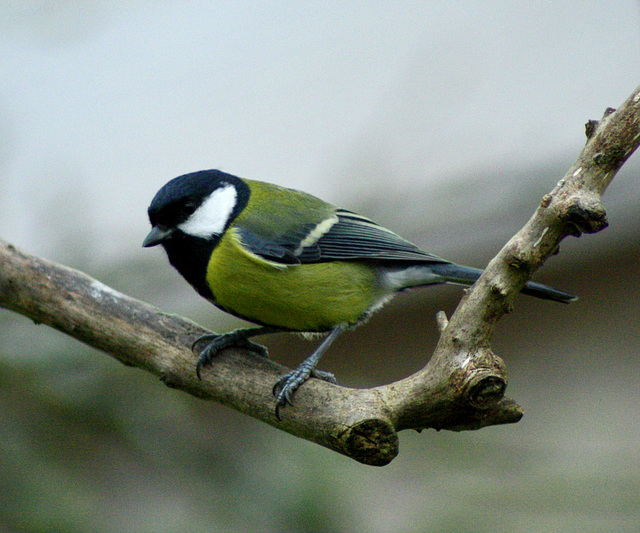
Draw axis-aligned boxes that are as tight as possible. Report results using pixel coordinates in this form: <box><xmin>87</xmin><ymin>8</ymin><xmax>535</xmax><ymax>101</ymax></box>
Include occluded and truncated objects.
<box><xmin>193</xmin><ymin>326</ymin><xmax>281</xmax><ymax>379</ymax></box>
<box><xmin>272</xmin><ymin>324</ymin><xmax>347</xmax><ymax>419</ymax></box>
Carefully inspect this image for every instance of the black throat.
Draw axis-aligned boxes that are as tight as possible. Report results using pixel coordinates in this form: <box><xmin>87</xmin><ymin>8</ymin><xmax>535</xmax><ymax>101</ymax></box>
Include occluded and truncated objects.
<box><xmin>151</xmin><ymin>170</ymin><xmax>252</xmax><ymax>302</ymax></box>
<box><xmin>161</xmin><ymin>233</ymin><xmax>219</xmax><ymax>300</ymax></box>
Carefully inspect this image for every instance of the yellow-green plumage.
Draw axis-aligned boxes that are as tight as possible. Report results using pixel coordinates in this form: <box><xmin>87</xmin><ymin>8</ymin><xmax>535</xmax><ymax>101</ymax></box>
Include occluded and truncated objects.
<box><xmin>234</xmin><ymin>179</ymin><xmax>335</xmax><ymax>241</ymax></box>
<box><xmin>205</xmin><ymin>179</ymin><xmax>385</xmax><ymax>331</ymax></box>
<box><xmin>207</xmin><ymin>230</ymin><xmax>383</xmax><ymax>330</ymax></box>
<box><xmin>144</xmin><ymin>169</ymin><xmax>576</xmax><ymax>415</ymax></box>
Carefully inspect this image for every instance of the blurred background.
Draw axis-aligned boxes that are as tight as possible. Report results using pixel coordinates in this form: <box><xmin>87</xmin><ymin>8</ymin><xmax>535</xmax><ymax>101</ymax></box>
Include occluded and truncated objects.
<box><xmin>1</xmin><ymin>1</ymin><xmax>640</xmax><ymax>532</ymax></box>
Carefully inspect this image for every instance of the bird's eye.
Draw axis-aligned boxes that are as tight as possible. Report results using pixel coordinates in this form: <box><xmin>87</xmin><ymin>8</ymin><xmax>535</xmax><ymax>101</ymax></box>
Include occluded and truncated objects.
<box><xmin>182</xmin><ymin>201</ymin><xmax>197</xmax><ymax>217</ymax></box>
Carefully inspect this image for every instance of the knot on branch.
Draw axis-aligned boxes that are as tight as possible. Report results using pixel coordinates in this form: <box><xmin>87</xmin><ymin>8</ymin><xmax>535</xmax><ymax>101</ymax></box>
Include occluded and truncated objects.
<box><xmin>561</xmin><ymin>195</ymin><xmax>608</xmax><ymax>236</ymax></box>
<box><xmin>447</xmin><ymin>348</ymin><xmax>507</xmax><ymax>410</ymax></box>
<box><xmin>585</xmin><ymin>119</ymin><xmax>599</xmax><ymax>140</ymax></box>
<box><xmin>504</xmin><ymin>245</ymin><xmax>535</xmax><ymax>273</ymax></box>
<box><xmin>464</xmin><ymin>367</ymin><xmax>507</xmax><ymax>409</ymax></box>
<box><xmin>341</xmin><ymin>418</ymin><xmax>398</xmax><ymax>466</ymax></box>
<box><xmin>435</xmin><ymin>351</ymin><xmax>520</xmax><ymax>432</ymax></box>
<box><xmin>584</xmin><ymin>108</ymin><xmax>617</xmax><ymax>140</ymax></box>
<box><xmin>586</xmin><ymin>107</ymin><xmax>618</xmax><ymax>137</ymax></box>
<box><xmin>486</xmin><ymin>278</ymin><xmax>516</xmax><ymax>314</ymax></box>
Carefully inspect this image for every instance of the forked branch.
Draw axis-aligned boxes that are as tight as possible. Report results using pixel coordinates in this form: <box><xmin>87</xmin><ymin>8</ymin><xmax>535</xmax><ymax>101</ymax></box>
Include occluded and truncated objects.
<box><xmin>1</xmin><ymin>85</ymin><xmax>639</xmax><ymax>466</ymax></box>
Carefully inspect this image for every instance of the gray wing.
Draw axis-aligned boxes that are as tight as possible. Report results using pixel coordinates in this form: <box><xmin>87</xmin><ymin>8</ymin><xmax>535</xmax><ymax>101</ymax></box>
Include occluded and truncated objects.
<box><xmin>303</xmin><ymin>209</ymin><xmax>447</xmax><ymax>263</ymax></box>
<box><xmin>237</xmin><ymin>209</ymin><xmax>448</xmax><ymax>265</ymax></box>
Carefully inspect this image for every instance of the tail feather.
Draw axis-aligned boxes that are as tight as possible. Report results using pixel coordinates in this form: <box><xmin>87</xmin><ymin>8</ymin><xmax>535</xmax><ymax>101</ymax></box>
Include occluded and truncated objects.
<box><xmin>519</xmin><ymin>280</ymin><xmax>578</xmax><ymax>303</ymax></box>
<box><xmin>428</xmin><ymin>263</ymin><xmax>577</xmax><ymax>304</ymax></box>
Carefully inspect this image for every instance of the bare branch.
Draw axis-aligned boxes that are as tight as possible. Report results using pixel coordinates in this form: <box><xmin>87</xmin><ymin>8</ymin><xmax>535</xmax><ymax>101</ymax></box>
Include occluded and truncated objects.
<box><xmin>1</xmin><ymin>85</ymin><xmax>639</xmax><ymax>466</ymax></box>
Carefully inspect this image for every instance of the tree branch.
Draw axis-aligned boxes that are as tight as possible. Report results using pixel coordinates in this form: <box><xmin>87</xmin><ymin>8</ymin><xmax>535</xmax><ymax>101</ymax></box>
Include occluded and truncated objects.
<box><xmin>2</xmin><ymin>85</ymin><xmax>639</xmax><ymax>466</ymax></box>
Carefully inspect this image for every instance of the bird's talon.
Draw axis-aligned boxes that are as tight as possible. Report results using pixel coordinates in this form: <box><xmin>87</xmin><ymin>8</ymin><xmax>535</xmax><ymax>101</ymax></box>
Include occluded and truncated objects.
<box><xmin>191</xmin><ymin>333</ymin><xmax>218</xmax><ymax>352</ymax></box>
<box><xmin>272</xmin><ymin>366</ymin><xmax>335</xmax><ymax>419</ymax></box>
<box><xmin>274</xmin><ymin>388</ymin><xmax>294</xmax><ymax>421</ymax></box>
<box><xmin>192</xmin><ymin>330</ymin><xmax>269</xmax><ymax>378</ymax></box>
<box><xmin>272</xmin><ymin>374</ymin><xmax>287</xmax><ymax>396</ymax></box>
<box><xmin>242</xmin><ymin>340</ymin><xmax>269</xmax><ymax>358</ymax></box>
<box><xmin>311</xmin><ymin>369</ymin><xmax>337</xmax><ymax>384</ymax></box>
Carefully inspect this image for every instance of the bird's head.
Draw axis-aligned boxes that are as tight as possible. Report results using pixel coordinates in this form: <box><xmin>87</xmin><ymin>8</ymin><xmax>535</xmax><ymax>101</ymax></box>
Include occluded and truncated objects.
<box><xmin>143</xmin><ymin>169</ymin><xmax>249</xmax><ymax>248</ymax></box>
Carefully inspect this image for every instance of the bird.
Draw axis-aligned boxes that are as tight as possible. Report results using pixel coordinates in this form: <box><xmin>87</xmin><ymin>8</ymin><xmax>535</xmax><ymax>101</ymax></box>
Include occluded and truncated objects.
<box><xmin>143</xmin><ymin>169</ymin><xmax>576</xmax><ymax>418</ymax></box>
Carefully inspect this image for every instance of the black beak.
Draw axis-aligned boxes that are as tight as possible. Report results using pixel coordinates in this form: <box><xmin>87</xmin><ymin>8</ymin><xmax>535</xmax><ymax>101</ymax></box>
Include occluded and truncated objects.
<box><xmin>143</xmin><ymin>226</ymin><xmax>174</xmax><ymax>247</ymax></box>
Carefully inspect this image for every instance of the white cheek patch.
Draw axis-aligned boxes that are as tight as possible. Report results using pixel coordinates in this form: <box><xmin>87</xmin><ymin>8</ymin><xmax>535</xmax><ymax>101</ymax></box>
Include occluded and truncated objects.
<box><xmin>178</xmin><ymin>185</ymin><xmax>237</xmax><ymax>238</ymax></box>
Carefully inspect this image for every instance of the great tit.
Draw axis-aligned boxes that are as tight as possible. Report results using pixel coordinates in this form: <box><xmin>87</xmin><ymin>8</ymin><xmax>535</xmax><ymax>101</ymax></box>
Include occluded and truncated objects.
<box><xmin>143</xmin><ymin>169</ymin><xmax>576</xmax><ymax>417</ymax></box>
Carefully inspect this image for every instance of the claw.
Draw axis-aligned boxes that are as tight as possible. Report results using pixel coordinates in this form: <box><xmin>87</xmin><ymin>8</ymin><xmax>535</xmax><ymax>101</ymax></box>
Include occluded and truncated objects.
<box><xmin>311</xmin><ymin>369</ymin><xmax>337</xmax><ymax>384</ymax></box>
<box><xmin>242</xmin><ymin>340</ymin><xmax>269</xmax><ymax>358</ymax></box>
<box><xmin>272</xmin><ymin>367</ymin><xmax>338</xmax><ymax>420</ymax></box>
<box><xmin>273</xmin><ymin>370</ymin><xmax>302</xmax><ymax>420</ymax></box>
<box><xmin>192</xmin><ymin>327</ymin><xmax>276</xmax><ymax>379</ymax></box>
<box><xmin>194</xmin><ymin>336</ymin><xmax>229</xmax><ymax>379</ymax></box>
<box><xmin>192</xmin><ymin>333</ymin><xmax>218</xmax><ymax>352</ymax></box>
<box><xmin>271</xmin><ymin>324</ymin><xmax>347</xmax><ymax>419</ymax></box>
<box><xmin>196</xmin><ymin>360</ymin><xmax>205</xmax><ymax>380</ymax></box>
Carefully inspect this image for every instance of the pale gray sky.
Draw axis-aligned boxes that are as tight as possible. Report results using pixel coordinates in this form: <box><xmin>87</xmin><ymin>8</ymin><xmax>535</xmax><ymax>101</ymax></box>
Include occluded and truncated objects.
<box><xmin>1</xmin><ymin>1</ymin><xmax>639</xmax><ymax>261</ymax></box>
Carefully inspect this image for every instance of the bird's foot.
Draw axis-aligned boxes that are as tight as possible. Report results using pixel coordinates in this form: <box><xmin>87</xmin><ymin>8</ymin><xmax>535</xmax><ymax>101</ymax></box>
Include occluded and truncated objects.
<box><xmin>272</xmin><ymin>365</ymin><xmax>336</xmax><ymax>420</ymax></box>
<box><xmin>193</xmin><ymin>330</ymin><xmax>269</xmax><ymax>379</ymax></box>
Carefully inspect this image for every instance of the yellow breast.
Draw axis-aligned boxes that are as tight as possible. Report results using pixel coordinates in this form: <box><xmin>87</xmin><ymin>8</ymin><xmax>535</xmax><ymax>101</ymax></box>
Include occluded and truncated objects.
<box><xmin>205</xmin><ymin>230</ymin><xmax>385</xmax><ymax>331</ymax></box>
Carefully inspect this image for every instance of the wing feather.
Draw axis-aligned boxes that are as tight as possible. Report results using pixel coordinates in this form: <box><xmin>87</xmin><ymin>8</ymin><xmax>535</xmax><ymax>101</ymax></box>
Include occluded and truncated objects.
<box><xmin>237</xmin><ymin>208</ymin><xmax>447</xmax><ymax>265</ymax></box>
